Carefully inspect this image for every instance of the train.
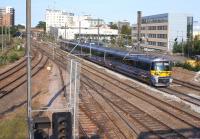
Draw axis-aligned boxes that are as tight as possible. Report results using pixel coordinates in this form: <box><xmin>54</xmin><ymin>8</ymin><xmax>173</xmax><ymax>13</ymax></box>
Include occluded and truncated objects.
<box><xmin>59</xmin><ymin>40</ymin><xmax>173</xmax><ymax>87</ymax></box>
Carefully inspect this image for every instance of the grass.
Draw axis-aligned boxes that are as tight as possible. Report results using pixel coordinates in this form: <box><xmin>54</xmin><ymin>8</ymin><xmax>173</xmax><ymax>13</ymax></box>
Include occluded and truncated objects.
<box><xmin>0</xmin><ymin>109</ymin><xmax>28</xmax><ymax>139</ymax></box>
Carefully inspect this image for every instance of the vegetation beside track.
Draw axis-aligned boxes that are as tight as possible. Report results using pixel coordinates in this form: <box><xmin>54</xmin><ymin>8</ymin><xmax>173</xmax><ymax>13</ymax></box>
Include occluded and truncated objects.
<box><xmin>0</xmin><ymin>109</ymin><xmax>27</xmax><ymax>139</ymax></box>
<box><xmin>0</xmin><ymin>38</ymin><xmax>25</xmax><ymax>66</ymax></box>
<box><xmin>175</xmin><ymin>62</ymin><xmax>200</xmax><ymax>72</ymax></box>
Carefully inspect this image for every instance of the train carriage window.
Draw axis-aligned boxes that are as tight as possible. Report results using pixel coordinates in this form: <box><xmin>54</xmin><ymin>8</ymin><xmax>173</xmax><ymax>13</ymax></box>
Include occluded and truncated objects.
<box><xmin>107</xmin><ymin>53</ymin><xmax>122</xmax><ymax>61</ymax></box>
<box><xmin>82</xmin><ymin>47</ymin><xmax>90</xmax><ymax>53</ymax></box>
<box><xmin>136</xmin><ymin>61</ymin><xmax>150</xmax><ymax>71</ymax></box>
<box><xmin>92</xmin><ymin>50</ymin><xmax>104</xmax><ymax>57</ymax></box>
<box><xmin>123</xmin><ymin>60</ymin><xmax>136</xmax><ymax>67</ymax></box>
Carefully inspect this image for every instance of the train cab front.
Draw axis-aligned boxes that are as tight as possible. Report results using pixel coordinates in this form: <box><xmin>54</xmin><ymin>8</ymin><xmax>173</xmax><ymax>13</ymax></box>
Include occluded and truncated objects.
<box><xmin>150</xmin><ymin>61</ymin><xmax>173</xmax><ymax>87</ymax></box>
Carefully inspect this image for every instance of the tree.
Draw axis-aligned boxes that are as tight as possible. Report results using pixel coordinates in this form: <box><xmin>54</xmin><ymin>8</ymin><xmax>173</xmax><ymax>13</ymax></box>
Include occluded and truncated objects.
<box><xmin>16</xmin><ymin>24</ymin><xmax>25</xmax><ymax>29</ymax></box>
<box><xmin>0</xmin><ymin>26</ymin><xmax>18</xmax><ymax>36</ymax></box>
<box><xmin>109</xmin><ymin>22</ymin><xmax>118</xmax><ymax>29</ymax></box>
<box><xmin>173</xmin><ymin>42</ymin><xmax>183</xmax><ymax>53</ymax></box>
<box><xmin>119</xmin><ymin>25</ymin><xmax>132</xmax><ymax>47</ymax></box>
<box><xmin>121</xmin><ymin>25</ymin><xmax>131</xmax><ymax>36</ymax></box>
<box><xmin>36</xmin><ymin>21</ymin><xmax>46</xmax><ymax>32</ymax></box>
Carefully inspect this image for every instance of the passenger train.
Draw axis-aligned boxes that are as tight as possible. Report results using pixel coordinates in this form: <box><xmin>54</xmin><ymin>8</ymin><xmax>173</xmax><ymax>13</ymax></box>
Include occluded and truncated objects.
<box><xmin>60</xmin><ymin>40</ymin><xmax>173</xmax><ymax>87</ymax></box>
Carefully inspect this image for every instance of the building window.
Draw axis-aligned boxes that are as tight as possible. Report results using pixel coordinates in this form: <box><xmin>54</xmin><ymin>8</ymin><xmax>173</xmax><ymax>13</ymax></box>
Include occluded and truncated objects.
<box><xmin>148</xmin><ymin>34</ymin><xmax>157</xmax><ymax>38</ymax></box>
<box><xmin>141</xmin><ymin>27</ymin><xmax>146</xmax><ymax>30</ymax></box>
<box><xmin>157</xmin><ymin>34</ymin><xmax>167</xmax><ymax>38</ymax></box>
<box><xmin>148</xmin><ymin>41</ymin><xmax>156</xmax><ymax>46</ymax></box>
<box><xmin>148</xmin><ymin>26</ymin><xmax>157</xmax><ymax>30</ymax></box>
<box><xmin>157</xmin><ymin>42</ymin><xmax>167</xmax><ymax>47</ymax></box>
<box><xmin>157</xmin><ymin>26</ymin><xmax>168</xmax><ymax>30</ymax></box>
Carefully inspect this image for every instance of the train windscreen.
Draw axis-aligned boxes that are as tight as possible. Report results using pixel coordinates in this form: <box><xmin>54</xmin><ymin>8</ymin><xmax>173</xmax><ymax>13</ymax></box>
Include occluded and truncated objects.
<box><xmin>151</xmin><ymin>62</ymin><xmax>171</xmax><ymax>71</ymax></box>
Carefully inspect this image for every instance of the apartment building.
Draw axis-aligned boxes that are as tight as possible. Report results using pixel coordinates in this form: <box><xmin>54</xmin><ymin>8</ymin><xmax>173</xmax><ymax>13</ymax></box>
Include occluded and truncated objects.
<box><xmin>45</xmin><ymin>9</ymin><xmax>74</xmax><ymax>32</ymax></box>
<box><xmin>132</xmin><ymin>13</ymin><xmax>193</xmax><ymax>52</ymax></box>
<box><xmin>0</xmin><ymin>6</ymin><xmax>15</xmax><ymax>27</ymax></box>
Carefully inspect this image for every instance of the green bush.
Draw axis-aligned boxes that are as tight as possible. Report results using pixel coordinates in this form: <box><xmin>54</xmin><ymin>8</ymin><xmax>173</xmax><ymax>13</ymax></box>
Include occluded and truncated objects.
<box><xmin>0</xmin><ymin>56</ymin><xmax>7</xmax><ymax>65</ymax></box>
<box><xmin>8</xmin><ymin>53</ymin><xmax>19</xmax><ymax>63</ymax></box>
<box><xmin>175</xmin><ymin>62</ymin><xmax>200</xmax><ymax>72</ymax></box>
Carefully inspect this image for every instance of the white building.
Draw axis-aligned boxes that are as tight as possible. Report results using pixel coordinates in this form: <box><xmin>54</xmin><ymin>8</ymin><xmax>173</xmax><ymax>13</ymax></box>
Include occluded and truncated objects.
<box><xmin>132</xmin><ymin>13</ymin><xmax>193</xmax><ymax>52</ymax></box>
<box><xmin>56</xmin><ymin>26</ymin><xmax>118</xmax><ymax>40</ymax></box>
<box><xmin>45</xmin><ymin>9</ymin><xmax>75</xmax><ymax>32</ymax></box>
<box><xmin>45</xmin><ymin>9</ymin><xmax>118</xmax><ymax>40</ymax></box>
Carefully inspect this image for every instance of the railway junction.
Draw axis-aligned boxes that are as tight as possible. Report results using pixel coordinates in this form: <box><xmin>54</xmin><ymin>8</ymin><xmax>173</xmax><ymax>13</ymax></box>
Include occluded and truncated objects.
<box><xmin>0</xmin><ymin>39</ymin><xmax>200</xmax><ymax>139</ymax></box>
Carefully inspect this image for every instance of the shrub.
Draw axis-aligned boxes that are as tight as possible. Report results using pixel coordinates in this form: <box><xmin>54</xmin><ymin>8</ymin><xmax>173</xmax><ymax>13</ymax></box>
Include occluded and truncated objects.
<box><xmin>8</xmin><ymin>53</ymin><xmax>19</xmax><ymax>63</ymax></box>
<box><xmin>175</xmin><ymin>62</ymin><xmax>200</xmax><ymax>72</ymax></box>
<box><xmin>0</xmin><ymin>56</ymin><xmax>7</xmax><ymax>65</ymax></box>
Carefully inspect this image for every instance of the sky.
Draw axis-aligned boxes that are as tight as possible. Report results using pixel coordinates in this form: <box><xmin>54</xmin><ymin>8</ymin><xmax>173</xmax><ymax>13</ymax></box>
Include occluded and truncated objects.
<box><xmin>1</xmin><ymin>0</ymin><xmax>200</xmax><ymax>26</ymax></box>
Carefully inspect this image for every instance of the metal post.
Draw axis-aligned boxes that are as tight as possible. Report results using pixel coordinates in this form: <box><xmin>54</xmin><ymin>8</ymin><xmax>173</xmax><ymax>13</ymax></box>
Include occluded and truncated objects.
<box><xmin>89</xmin><ymin>43</ymin><xmax>91</xmax><ymax>57</ymax></box>
<box><xmin>26</xmin><ymin>0</ymin><xmax>33</xmax><ymax>138</ymax></box>
<box><xmin>181</xmin><ymin>38</ymin><xmax>184</xmax><ymax>56</ymax></box>
<box><xmin>69</xmin><ymin>60</ymin><xmax>73</xmax><ymax>112</ymax></box>
<box><xmin>98</xmin><ymin>18</ymin><xmax>100</xmax><ymax>46</ymax></box>
<box><xmin>73</xmin><ymin>61</ymin><xmax>80</xmax><ymax>139</ymax></box>
<box><xmin>53</xmin><ymin>44</ymin><xmax>55</xmax><ymax>60</ymax></box>
<box><xmin>73</xmin><ymin>63</ymin><xmax>77</xmax><ymax>139</ymax></box>
<box><xmin>8</xmin><ymin>26</ymin><xmax>10</xmax><ymax>42</ymax></box>
<box><xmin>79</xmin><ymin>20</ymin><xmax>81</xmax><ymax>40</ymax></box>
<box><xmin>5</xmin><ymin>26</ymin><xmax>7</xmax><ymax>44</ymax></box>
<box><xmin>65</xmin><ymin>23</ymin><xmax>66</xmax><ymax>40</ymax></box>
<box><xmin>104</xmin><ymin>51</ymin><xmax>106</xmax><ymax>61</ymax></box>
<box><xmin>1</xmin><ymin>26</ymin><xmax>3</xmax><ymax>53</ymax></box>
<box><xmin>137</xmin><ymin>11</ymin><xmax>142</xmax><ymax>51</ymax></box>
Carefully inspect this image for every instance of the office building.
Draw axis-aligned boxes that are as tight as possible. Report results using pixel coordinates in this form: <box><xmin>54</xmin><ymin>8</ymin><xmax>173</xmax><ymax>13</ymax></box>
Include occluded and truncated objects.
<box><xmin>132</xmin><ymin>13</ymin><xmax>193</xmax><ymax>52</ymax></box>
<box><xmin>0</xmin><ymin>6</ymin><xmax>15</xmax><ymax>27</ymax></box>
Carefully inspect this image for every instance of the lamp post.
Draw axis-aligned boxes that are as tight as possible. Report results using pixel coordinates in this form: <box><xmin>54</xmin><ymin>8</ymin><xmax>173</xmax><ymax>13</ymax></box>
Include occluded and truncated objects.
<box><xmin>26</xmin><ymin>0</ymin><xmax>33</xmax><ymax>138</ymax></box>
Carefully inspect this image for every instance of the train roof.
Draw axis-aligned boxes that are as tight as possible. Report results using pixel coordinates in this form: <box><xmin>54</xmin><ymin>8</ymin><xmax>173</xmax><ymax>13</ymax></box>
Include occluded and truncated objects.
<box><xmin>60</xmin><ymin>40</ymin><xmax>171</xmax><ymax>63</ymax></box>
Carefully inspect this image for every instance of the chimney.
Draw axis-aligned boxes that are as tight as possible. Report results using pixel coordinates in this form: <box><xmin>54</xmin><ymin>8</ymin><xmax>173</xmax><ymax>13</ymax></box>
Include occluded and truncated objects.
<box><xmin>137</xmin><ymin>11</ymin><xmax>142</xmax><ymax>42</ymax></box>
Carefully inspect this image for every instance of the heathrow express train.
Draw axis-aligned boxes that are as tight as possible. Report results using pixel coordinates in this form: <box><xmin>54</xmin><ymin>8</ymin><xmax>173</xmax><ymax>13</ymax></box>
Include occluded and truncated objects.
<box><xmin>60</xmin><ymin>40</ymin><xmax>173</xmax><ymax>87</ymax></box>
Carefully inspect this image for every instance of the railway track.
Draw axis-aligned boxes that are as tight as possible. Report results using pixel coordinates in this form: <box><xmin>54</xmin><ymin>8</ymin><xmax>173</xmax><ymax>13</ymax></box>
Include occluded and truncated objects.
<box><xmin>80</xmin><ymin>85</ymin><xmax>128</xmax><ymax>139</ymax></box>
<box><xmin>35</xmin><ymin>41</ymin><xmax>200</xmax><ymax>138</ymax></box>
<box><xmin>157</xmin><ymin>78</ymin><xmax>200</xmax><ymax>107</ymax></box>
<box><xmin>81</xmin><ymin>65</ymin><xmax>200</xmax><ymax>137</ymax></box>
<box><xmin>0</xmin><ymin>50</ymin><xmax>48</xmax><ymax>99</ymax></box>
<box><xmin>0</xmin><ymin>50</ymin><xmax>35</xmax><ymax>80</ymax></box>
<box><xmin>173</xmin><ymin>79</ymin><xmax>200</xmax><ymax>92</ymax></box>
<box><xmin>159</xmin><ymin>87</ymin><xmax>200</xmax><ymax>106</ymax></box>
<box><xmin>35</xmin><ymin>43</ymin><xmax>128</xmax><ymax>138</ymax></box>
<box><xmin>79</xmin><ymin>105</ymin><xmax>101</xmax><ymax>138</ymax></box>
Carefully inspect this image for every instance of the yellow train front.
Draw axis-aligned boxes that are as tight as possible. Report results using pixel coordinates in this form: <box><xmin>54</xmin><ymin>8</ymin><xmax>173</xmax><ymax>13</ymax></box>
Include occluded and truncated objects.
<box><xmin>149</xmin><ymin>59</ymin><xmax>173</xmax><ymax>87</ymax></box>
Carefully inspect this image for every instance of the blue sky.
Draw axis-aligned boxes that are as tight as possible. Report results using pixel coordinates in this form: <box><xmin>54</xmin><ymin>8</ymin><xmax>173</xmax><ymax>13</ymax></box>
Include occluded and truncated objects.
<box><xmin>1</xmin><ymin>0</ymin><xmax>200</xmax><ymax>26</ymax></box>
